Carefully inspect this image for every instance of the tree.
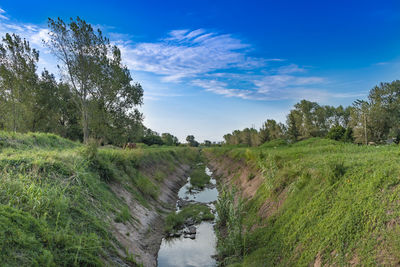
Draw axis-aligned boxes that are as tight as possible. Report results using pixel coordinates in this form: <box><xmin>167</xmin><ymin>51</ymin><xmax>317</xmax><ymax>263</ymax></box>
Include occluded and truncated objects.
<box><xmin>326</xmin><ymin>125</ymin><xmax>346</xmax><ymax>141</ymax></box>
<box><xmin>203</xmin><ymin>140</ymin><xmax>212</xmax><ymax>147</ymax></box>
<box><xmin>161</xmin><ymin>133</ymin><xmax>179</xmax><ymax>146</ymax></box>
<box><xmin>350</xmin><ymin>100</ymin><xmax>370</xmax><ymax>144</ymax></box>
<box><xmin>259</xmin><ymin>119</ymin><xmax>284</xmax><ymax>143</ymax></box>
<box><xmin>186</xmin><ymin>135</ymin><xmax>199</xmax><ymax>147</ymax></box>
<box><xmin>286</xmin><ymin>112</ymin><xmax>300</xmax><ymax>142</ymax></box>
<box><xmin>0</xmin><ymin>33</ymin><xmax>39</xmax><ymax>132</ymax></box>
<box><xmin>46</xmin><ymin>17</ymin><xmax>143</xmax><ymax>143</ymax></box>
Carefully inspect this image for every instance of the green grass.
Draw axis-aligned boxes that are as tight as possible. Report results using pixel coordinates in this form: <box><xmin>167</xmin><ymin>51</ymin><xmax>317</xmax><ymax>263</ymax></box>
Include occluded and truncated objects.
<box><xmin>164</xmin><ymin>204</ymin><xmax>215</xmax><ymax>233</ymax></box>
<box><xmin>206</xmin><ymin>138</ymin><xmax>400</xmax><ymax>266</ymax></box>
<box><xmin>0</xmin><ymin>131</ymin><xmax>198</xmax><ymax>266</ymax></box>
<box><xmin>189</xmin><ymin>164</ymin><xmax>211</xmax><ymax>189</ymax></box>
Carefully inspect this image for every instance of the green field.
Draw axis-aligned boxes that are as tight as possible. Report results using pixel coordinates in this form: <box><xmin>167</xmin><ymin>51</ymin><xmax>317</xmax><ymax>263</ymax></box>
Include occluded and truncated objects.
<box><xmin>206</xmin><ymin>138</ymin><xmax>400</xmax><ymax>266</ymax></box>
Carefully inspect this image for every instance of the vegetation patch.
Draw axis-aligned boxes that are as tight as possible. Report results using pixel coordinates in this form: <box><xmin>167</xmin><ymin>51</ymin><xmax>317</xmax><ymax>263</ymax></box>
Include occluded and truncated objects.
<box><xmin>189</xmin><ymin>165</ymin><xmax>211</xmax><ymax>189</ymax></box>
<box><xmin>164</xmin><ymin>204</ymin><xmax>214</xmax><ymax>234</ymax></box>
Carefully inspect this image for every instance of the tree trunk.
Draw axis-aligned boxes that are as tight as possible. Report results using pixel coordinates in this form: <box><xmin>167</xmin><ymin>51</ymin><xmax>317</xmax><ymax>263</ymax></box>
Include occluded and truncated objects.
<box><xmin>364</xmin><ymin>113</ymin><xmax>367</xmax><ymax>145</ymax></box>
<box><xmin>82</xmin><ymin>103</ymin><xmax>89</xmax><ymax>143</ymax></box>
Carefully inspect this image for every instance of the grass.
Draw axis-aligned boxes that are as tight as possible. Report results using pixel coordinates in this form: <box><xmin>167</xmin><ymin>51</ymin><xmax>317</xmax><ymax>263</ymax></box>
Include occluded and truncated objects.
<box><xmin>0</xmin><ymin>130</ymin><xmax>198</xmax><ymax>266</ymax></box>
<box><xmin>215</xmin><ymin>187</ymin><xmax>245</xmax><ymax>265</ymax></box>
<box><xmin>164</xmin><ymin>204</ymin><xmax>215</xmax><ymax>234</ymax></box>
<box><xmin>189</xmin><ymin>164</ymin><xmax>211</xmax><ymax>189</ymax></box>
<box><xmin>206</xmin><ymin>138</ymin><xmax>400</xmax><ymax>266</ymax></box>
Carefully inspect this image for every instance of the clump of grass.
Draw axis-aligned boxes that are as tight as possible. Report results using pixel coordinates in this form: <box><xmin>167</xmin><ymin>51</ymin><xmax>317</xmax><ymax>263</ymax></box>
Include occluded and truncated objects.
<box><xmin>248</xmin><ymin>172</ymin><xmax>256</xmax><ymax>180</ymax></box>
<box><xmin>164</xmin><ymin>204</ymin><xmax>214</xmax><ymax>233</ymax></box>
<box><xmin>154</xmin><ymin>170</ymin><xmax>166</xmax><ymax>182</ymax></box>
<box><xmin>135</xmin><ymin>174</ymin><xmax>159</xmax><ymax>199</ymax></box>
<box><xmin>115</xmin><ymin>206</ymin><xmax>131</xmax><ymax>223</ymax></box>
<box><xmin>215</xmin><ymin>187</ymin><xmax>245</xmax><ymax>265</ymax></box>
<box><xmin>189</xmin><ymin>165</ymin><xmax>211</xmax><ymax>189</ymax></box>
<box><xmin>327</xmin><ymin>159</ymin><xmax>346</xmax><ymax>185</ymax></box>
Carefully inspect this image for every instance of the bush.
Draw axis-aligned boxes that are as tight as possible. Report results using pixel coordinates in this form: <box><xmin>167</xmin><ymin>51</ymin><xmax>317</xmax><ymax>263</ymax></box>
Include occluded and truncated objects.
<box><xmin>327</xmin><ymin>125</ymin><xmax>346</xmax><ymax>141</ymax></box>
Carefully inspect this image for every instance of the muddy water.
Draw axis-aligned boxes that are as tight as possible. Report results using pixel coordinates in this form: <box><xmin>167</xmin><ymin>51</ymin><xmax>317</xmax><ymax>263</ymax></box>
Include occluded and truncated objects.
<box><xmin>157</xmin><ymin>166</ymin><xmax>218</xmax><ymax>267</ymax></box>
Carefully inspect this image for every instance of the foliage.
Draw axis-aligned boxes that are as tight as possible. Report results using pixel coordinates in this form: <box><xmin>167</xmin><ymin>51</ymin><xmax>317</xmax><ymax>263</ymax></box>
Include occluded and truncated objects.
<box><xmin>161</xmin><ymin>133</ymin><xmax>179</xmax><ymax>146</ymax></box>
<box><xmin>46</xmin><ymin>17</ymin><xmax>144</xmax><ymax>144</ymax></box>
<box><xmin>186</xmin><ymin>135</ymin><xmax>199</xmax><ymax>147</ymax></box>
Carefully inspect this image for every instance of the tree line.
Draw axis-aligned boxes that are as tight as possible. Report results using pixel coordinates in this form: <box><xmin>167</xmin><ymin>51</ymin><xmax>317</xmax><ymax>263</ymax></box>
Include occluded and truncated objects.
<box><xmin>224</xmin><ymin>80</ymin><xmax>400</xmax><ymax>146</ymax></box>
<box><xmin>0</xmin><ymin>17</ymin><xmax>181</xmax><ymax>146</ymax></box>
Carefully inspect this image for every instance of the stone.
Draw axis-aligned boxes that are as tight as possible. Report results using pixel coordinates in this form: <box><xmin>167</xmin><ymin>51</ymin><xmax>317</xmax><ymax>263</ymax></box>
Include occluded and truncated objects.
<box><xmin>184</xmin><ymin>217</ymin><xmax>195</xmax><ymax>226</ymax></box>
<box><xmin>174</xmin><ymin>230</ymin><xmax>183</xmax><ymax>237</ymax></box>
<box><xmin>183</xmin><ymin>233</ymin><xmax>196</xmax><ymax>239</ymax></box>
<box><xmin>188</xmin><ymin>226</ymin><xmax>196</xmax><ymax>234</ymax></box>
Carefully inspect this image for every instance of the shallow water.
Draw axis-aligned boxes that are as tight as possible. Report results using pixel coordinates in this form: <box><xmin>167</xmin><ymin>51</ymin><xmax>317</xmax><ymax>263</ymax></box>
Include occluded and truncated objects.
<box><xmin>157</xmin><ymin>166</ymin><xmax>218</xmax><ymax>267</ymax></box>
<box><xmin>157</xmin><ymin>222</ymin><xmax>217</xmax><ymax>267</ymax></box>
<box><xmin>177</xmin><ymin>167</ymin><xmax>218</xmax><ymax>203</ymax></box>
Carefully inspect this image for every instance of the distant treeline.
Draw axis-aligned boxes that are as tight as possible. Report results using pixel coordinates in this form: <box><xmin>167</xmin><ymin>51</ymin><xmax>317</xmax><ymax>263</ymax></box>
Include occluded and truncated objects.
<box><xmin>224</xmin><ymin>80</ymin><xmax>400</xmax><ymax>146</ymax></box>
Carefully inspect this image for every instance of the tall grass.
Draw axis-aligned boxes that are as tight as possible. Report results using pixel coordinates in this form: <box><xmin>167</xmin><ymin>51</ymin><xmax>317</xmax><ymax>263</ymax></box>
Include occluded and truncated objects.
<box><xmin>216</xmin><ymin>186</ymin><xmax>245</xmax><ymax>265</ymax></box>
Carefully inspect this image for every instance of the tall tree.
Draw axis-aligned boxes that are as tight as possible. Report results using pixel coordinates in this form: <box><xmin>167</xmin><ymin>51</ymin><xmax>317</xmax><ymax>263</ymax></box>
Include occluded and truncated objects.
<box><xmin>0</xmin><ymin>33</ymin><xmax>39</xmax><ymax>132</ymax></box>
<box><xmin>46</xmin><ymin>17</ymin><xmax>143</xmax><ymax>143</ymax></box>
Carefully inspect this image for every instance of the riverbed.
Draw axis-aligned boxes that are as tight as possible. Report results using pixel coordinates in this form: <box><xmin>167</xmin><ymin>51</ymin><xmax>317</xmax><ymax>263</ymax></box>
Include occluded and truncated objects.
<box><xmin>157</xmin><ymin>166</ymin><xmax>218</xmax><ymax>267</ymax></box>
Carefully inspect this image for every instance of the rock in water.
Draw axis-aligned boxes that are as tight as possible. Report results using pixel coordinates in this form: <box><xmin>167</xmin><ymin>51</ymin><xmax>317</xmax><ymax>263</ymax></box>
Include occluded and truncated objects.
<box><xmin>188</xmin><ymin>226</ymin><xmax>196</xmax><ymax>234</ymax></box>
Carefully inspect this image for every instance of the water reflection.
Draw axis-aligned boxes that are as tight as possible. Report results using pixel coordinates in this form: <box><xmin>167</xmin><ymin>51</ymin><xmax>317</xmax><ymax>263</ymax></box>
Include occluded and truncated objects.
<box><xmin>158</xmin><ymin>166</ymin><xmax>218</xmax><ymax>267</ymax></box>
<box><xmin>157</xmin><ymin>222</ymin><xmax>217</xmax><ymax>267</ymax></box>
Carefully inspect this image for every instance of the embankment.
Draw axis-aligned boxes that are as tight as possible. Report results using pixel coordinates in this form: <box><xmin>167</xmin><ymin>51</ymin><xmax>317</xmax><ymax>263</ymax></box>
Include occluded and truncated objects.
<box><xmin>0</xmin><ymin>131</ymin><xmax>198</xmax><ymax>266</ymax></box>
<box><xmin>205</xmin><ymin>138</ymin><xmax>400</xmax><ymax>266</ymax></box>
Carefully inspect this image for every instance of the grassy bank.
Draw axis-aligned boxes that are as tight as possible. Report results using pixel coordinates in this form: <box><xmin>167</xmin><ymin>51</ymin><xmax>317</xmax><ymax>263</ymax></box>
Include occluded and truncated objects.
<box><xmin>206</xmin><ymin>138</ymin><xmax>400</xmax><ymax>266</ymax></box>
<box><xmin>0</xmin><ymin>131</ymin><xmax>197</xmax><ymax>266</ymax></box>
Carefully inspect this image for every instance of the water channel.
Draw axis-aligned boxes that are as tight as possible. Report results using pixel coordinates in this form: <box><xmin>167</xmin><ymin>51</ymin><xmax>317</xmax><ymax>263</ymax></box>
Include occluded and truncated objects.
<box><xmin>157</xmin><ymin>165</ymin><xmax>219</xmax><ymax>267</ymax></box>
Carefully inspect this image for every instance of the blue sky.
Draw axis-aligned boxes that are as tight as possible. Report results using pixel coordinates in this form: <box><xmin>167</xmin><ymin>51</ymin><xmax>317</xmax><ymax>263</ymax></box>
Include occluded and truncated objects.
<box><xmin>1</xmin><ymin>1</ymin><xmax>400</xmax><ymax>142</ymax></box>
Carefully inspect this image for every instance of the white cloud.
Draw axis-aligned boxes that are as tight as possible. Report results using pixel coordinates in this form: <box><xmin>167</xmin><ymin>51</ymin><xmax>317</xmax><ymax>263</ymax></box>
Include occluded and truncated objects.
<box><xmin>254</xmin><ymin>75</ymin><xmax>324</xmax><ymax>93</ymax></box>
<box><xmin>277</xmin><ymin>64</ymin><xmax>306</xmax><ymax>74</ymax></box>
<box><xmin>117</xmin><ymin>29</ymin><xmax>263</xmax><ymax>82</ymax></box>
<box><xmin>0</xmin><ymin>8</ymin><xmax>9</xmax><ymax>20</ymax></box>
<box><xmin>115</xmin><ymin>28</ymin><xmax>337</xmax><ymax>101</ymax></box>
<box><xmin>0</xmin><ymin>14</ymin><xmax>356</xmax><ymax>102</ymax></box>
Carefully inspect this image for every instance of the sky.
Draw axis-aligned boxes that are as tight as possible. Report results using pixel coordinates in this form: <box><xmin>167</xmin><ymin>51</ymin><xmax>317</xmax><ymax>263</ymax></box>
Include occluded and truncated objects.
<box><xmin>0</xmin><ymin>0</ymin><xmax>400</xmax><ymax>142</ymax></box>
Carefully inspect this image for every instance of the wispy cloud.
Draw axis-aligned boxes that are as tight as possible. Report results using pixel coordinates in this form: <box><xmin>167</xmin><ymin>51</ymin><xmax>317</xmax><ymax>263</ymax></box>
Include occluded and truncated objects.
<box><xmin>0</xmin><ymin>8</ymin><xmax>9</xmax><ymax>20</ymax></box>
<box><xmin>0</xmin><ymin>11</ymin><xmax>360</xmax><ymax>102</ymax></box>
<box><xmin>114</xmin><ymin>28</ymin><xmax>340</xmax><ymax>101</ymax></box>
<box><xmin>117</xmin><ymin>29</ymin><xmax>264</xmax><ymax>82</ymax></box>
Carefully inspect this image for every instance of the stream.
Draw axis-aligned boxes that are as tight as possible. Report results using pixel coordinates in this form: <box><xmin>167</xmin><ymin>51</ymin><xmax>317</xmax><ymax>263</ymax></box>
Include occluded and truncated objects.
<box><xmin>157</xmin><ymin>165</ymin><xmax>219</xmax><ymax>267</ymax></box>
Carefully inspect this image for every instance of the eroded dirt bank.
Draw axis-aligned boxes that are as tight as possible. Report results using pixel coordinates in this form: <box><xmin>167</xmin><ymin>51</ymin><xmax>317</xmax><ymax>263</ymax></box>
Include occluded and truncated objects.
<box><xmin>110</xmin><ymin>161</ymin><xmax>191</xmax><ymax>266</ymax></box>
